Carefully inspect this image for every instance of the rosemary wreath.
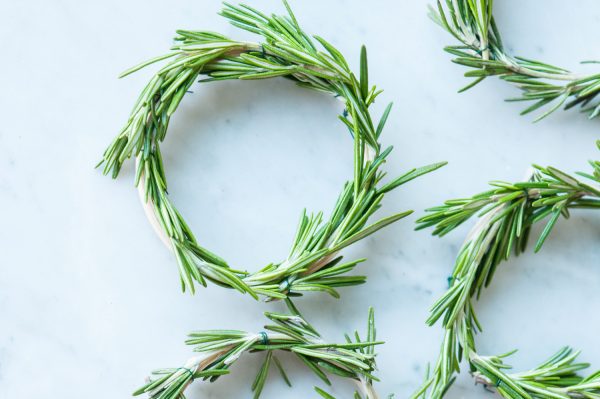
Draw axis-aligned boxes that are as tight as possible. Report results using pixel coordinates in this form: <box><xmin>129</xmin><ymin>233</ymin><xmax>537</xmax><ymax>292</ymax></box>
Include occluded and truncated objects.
<box><xmin>412</xmin><ymin>142</ymin><xmax>600</xmax><ymax>399</ymax></box>
<box><xmin>99</xmin><ymin>1</ymin><xmax>444</xmax><ymax>298</ymax></box>
<box><xmin>430</xmin><ymin>0</ymin><xmax>600</xmax><ymax>121</ymax></box>
<box><xmin>135</xmin><ymin>299</ymin><xmax>385</xmax><ymax>399</ymax></box>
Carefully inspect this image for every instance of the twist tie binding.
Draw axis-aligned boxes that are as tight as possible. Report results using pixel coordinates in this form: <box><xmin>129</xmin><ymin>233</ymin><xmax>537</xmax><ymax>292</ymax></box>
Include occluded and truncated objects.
<box><xmin>177</xmin><ymin>367</ymin><xmax>194</xmax><ymax>380</ymax></box>
<box><xmin>259</xmin><ymin>331</ymin><xmax>269</xmax><ymax>345</ymax></box>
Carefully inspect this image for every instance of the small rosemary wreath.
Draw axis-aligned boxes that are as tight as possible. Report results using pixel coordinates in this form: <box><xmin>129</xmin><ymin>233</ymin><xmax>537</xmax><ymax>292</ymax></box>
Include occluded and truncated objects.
<box><xmin>99</xmin><ymin>2</ymin><xmax>444</xmax><ymax>298</ymax></box>
<box><xmin>431</xmin><ymin>0</ymin><xmax>600</xmax><ymax>121</ymax></box>
<box><xmin>135</xmin><ymin>300</ymin><xmax>384</xmax><ymax>399</ymax></box>
<box><xmin>412</xmin><ymin>142</ymin><xmax>600</xmax><ymax>399</ymax></box>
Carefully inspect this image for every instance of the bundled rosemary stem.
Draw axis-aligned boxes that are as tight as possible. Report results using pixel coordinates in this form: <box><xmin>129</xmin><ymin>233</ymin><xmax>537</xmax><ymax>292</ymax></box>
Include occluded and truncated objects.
<box><xmin>99</xmin><ymin>1</ymin><xmax>444</xmax><ymax>299</ymax></box>
<box><xmin>412</xmin><ymin>142</ymin><xmax>600</xmax><ymax>399</ymax></box>
<box><xmin>135</xmin><ymin>300</ymin><xmax>385</xmax><ymax>399</ymax></box>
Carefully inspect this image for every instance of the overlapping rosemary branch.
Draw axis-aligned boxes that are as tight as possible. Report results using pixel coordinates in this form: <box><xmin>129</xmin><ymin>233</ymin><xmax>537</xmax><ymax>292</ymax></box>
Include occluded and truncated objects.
<box><xmin>412</xmin><ymin>142</ymin><xmax>600</xmax><ymax>399</ymax></box>
<box><xmin>135</xmin><ymin>300</ymin><xmax>385</xmax><ymax>399</ymax></box>
<box><xmin>99</xmin><ymin>1</ymin><xmax>444</xmax><ymax>298</ymax></box>
<box><xmin>430</xmin><ymin>0</ymin><xmax>600</xmax><ymax>121</ymax></box>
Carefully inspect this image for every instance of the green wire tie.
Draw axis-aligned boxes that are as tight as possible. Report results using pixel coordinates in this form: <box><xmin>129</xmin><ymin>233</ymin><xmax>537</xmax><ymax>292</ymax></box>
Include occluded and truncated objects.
<box><xmin>259</xmin><ymin>331</ymin><xmax>269</xmax><ymax>345</ymax></box>
<box><xmin>280</xmin><ymin>277</ymin><xmax>291</xmax><ymax>292</ymax></box>
<box><xmin>475</xmin><ymin>46</ymin><xmax>489</xmax><ymax>55</ymax></box>
<box><xmin>177</xmin><ymin>367</ymin><xmax>194</xmax><ymax>380</ymax></box>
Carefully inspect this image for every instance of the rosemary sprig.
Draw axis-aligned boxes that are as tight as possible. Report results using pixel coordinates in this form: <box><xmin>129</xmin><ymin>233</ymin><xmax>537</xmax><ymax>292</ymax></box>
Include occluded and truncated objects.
<box><xmin>470</xmin><ymin>348</ymin><xmax>600</xmax><ymax>399</ymax></box>
<box><xmin>135</xmin><ymin>300</ymin><xmax>385</xmax><ymax>399</ymax></box>
<box><xmin>430</xmin><ymin>0</ymin><xmax>600</xmax><ymax>121</ymax></box>
<box><xmin>412</xmin><ymin>142</ymin><xmax>600</xmax><ymax>399</ymax></box>
<box><xmin>99</xmin><ymin>1</ymin><xmax>445</xmax><ymax>298</ymax></box>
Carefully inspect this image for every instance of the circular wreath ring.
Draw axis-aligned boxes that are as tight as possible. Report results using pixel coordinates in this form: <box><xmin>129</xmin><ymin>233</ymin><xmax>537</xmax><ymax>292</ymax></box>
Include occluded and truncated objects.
<box><xmin>431</xmin><ymin>0</ymin><xmax>600</xmax><ymax>122</ymax></box>
<box><xmin>99</xmin><ymin>2</ymin><xmax>445</xmax><ymax>298</ymax></box>
<box><xmin>412</xmin><ymin>143</ymin><xmax>600</xmax><ymax>399</ymax></box>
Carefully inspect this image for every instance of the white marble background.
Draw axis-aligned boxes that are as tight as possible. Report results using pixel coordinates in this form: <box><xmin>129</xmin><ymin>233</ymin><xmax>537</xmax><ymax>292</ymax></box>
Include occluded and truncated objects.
<box><xmin>1</xmin><ymin>0</ymin><xmax>599</xmax><ymax>398</ymax></box>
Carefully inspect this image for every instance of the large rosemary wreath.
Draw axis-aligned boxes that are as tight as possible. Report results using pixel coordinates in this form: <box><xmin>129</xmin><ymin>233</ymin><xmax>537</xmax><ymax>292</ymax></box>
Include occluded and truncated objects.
<box><xmin>99</xmin><ymin>1</ymin><xmax>444</xmax><ymax>298</ymax></box>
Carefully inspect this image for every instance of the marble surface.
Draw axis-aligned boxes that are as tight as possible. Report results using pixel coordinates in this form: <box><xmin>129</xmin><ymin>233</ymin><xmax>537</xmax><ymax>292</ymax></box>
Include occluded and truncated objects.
<box><xmin>1</xmin><ymin>1</ymin><xmax>600</xmax><ymax>398</ymax></box>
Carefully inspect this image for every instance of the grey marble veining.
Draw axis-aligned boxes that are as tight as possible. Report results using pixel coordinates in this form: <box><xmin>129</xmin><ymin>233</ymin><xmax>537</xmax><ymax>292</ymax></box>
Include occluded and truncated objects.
<box><xmin>1</xmin><ymin>1</ymin><xmax>599</xmax><ymax>398</ymax></box>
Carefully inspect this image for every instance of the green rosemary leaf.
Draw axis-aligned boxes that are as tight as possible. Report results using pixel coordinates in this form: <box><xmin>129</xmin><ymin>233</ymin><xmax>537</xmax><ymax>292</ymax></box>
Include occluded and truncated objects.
<box><xmin>533</xmin><ymin>210</ymin><xmax>561</xmax><ymax>252</ymax></box>
<box><xmin>378</xmin><ymin>162</ymin><xmax>448</xmax><ymax>194</ymax></box>
<box><xmin>315</xmin><ymin>387</ymin><xmax>337</xmax><ymax>399</ymax></box>
<box><xmin>359</xmin><ymin>45</ymin><xmax>369</xmax><ymax>100</ymax></box>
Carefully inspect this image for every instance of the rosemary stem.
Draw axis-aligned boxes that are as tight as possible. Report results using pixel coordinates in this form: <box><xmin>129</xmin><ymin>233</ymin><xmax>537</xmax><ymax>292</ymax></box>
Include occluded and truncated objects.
<box><xmin>356</xmin><ymin>376</ymin><xmax>380</xmax><ymax>399</ymax></box>
<box><xmin>136</xmin><ymin>156</ymin><xmax>172</xmax><ymax>249</ymax></box>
